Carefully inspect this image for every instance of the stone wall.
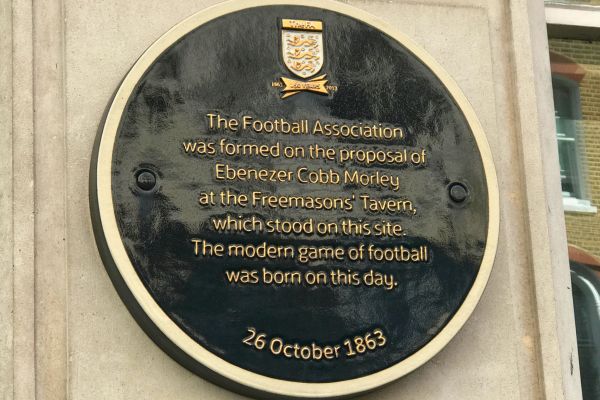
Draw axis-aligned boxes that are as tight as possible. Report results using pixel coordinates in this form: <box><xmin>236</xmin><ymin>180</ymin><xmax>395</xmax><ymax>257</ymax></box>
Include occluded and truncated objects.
<box><xmin>0</xmin><ymin>1</ymin><xmax>582</xmax><ymax>399</ymax></box>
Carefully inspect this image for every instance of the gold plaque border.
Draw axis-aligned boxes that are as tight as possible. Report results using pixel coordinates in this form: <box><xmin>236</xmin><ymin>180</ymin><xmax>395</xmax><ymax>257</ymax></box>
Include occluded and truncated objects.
<box><xmin>94</xmin><ymin>0</ymin><xmax>500</xmax><ymax>398</ymax></box>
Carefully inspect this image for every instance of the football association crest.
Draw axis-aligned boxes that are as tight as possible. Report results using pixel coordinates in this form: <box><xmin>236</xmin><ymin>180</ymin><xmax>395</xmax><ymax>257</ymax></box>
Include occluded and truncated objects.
<box><xmin>280</xmin><ymin>19</ymin><xmax>329</xmax><ymax>98</ymax></box>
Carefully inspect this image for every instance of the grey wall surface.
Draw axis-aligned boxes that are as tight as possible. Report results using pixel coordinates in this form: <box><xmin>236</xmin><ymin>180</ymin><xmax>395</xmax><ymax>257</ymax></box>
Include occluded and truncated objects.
<box><xmin>0</xmin><ymin>0</ymin><xmax>583</xmax><ymax>399</ymax></box>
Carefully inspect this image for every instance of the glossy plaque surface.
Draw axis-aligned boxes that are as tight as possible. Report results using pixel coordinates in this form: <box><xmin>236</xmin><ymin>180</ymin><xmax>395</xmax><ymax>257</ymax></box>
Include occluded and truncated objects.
<box><xmin>91</xmin><ymin>1</ymin><xmax>498</xmax><ymax>398</ymax></box>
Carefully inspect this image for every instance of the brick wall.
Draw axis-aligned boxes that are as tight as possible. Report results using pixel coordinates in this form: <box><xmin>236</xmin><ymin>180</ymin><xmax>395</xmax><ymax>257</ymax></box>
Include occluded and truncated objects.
<box><xmin>549</xmin><ymin>38</ymin><xmax>600</xmax><ymax>257</ymax></box>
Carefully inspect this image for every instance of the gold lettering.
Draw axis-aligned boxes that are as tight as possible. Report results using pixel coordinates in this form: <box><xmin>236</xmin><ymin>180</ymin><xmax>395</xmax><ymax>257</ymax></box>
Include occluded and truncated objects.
<box><xmin>281</xmin><ymin>19</ymin><xmax>323</xmax><ymax>32</ymax></box>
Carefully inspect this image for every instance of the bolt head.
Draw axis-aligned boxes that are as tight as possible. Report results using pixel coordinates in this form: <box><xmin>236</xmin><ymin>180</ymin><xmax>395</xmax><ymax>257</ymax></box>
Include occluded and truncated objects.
<box><xmin>136</xmin><ymin>170</ymin><xmax>157</xmax><ymax>191</ymax></box>
<box><xmin>449</xmin><ymin>182</ymin><xmax>468</xmax><ymax>203</ymax></box>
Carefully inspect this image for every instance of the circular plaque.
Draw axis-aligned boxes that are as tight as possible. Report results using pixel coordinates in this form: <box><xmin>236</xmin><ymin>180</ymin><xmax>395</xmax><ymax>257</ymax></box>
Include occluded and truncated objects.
<box><xmin>90</xmin><ymin>1</ymin><xmax>499</xmax><ymax>398</ymax></box>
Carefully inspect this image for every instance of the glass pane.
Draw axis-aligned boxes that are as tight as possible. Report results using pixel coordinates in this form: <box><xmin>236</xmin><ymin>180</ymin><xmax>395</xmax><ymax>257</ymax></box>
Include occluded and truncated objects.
<box><xmin>557</xmin><ymin>133</ymin><xmax>580</xmax><ymax>196</ymax></box>
<box><xmin>571</xmin><ymin>265</ymin><xmax>600</xmax><ymax>399</ymax></box>
<box><xmin>551</xmin><ymin>75</ymin><xmax>583</xmax><ymax>198</ymax></box>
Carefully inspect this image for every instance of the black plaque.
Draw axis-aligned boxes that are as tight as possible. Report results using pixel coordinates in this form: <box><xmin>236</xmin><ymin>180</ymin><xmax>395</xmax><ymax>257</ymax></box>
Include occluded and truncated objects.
<box><xmin>91</xmin><ymin>2</ymin><xmax>498</xmax><ymax>398</ymax></box>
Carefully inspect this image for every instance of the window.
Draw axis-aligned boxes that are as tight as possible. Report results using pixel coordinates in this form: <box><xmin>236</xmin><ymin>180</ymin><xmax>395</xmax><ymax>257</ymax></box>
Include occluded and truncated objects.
<box><xmin>569</xmin><ymin>252</ymin><xmax>600</xmax><ymax>399</ymax></box>
<box><xmin>546</xmin><ymin>0</ymin><xmax>600</xmax><ymax>5</ymax></box>
<box><xmin>549</xmin><ymin>48</ymin><xmax>597</xmax><ymax>213</ymax></box>
<box><xmin>552</xmin><ymin>74</ymin><xmax>584</xmax><ymax>199</ymax></box>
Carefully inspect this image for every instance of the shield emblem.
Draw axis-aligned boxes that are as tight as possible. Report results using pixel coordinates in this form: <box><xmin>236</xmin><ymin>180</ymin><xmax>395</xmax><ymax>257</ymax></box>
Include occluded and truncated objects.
<box><xmin>281</xmin><ymin>19</ymin><xmax>324</xmax><ymax>79</ymax></box>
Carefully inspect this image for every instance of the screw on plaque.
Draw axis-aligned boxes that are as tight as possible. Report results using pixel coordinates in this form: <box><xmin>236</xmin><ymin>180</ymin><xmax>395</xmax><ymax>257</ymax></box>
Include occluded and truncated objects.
<box><xmin>449</xmin><ymin>182</ymin><xmax>468</xmax><ymax>203</ymax></box>
<box><xmin>136</xmin><ymin>169</ymin><xmax>157</xmax><ymax>192</ymax></box>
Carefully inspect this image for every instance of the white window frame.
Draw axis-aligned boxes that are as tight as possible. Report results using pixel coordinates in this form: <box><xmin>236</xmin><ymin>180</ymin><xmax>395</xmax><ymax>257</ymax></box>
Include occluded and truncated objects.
<box><xmin>546</xmin><ymin>3</ymin><xmax>599</xmax><ymax>214</ymax></box>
